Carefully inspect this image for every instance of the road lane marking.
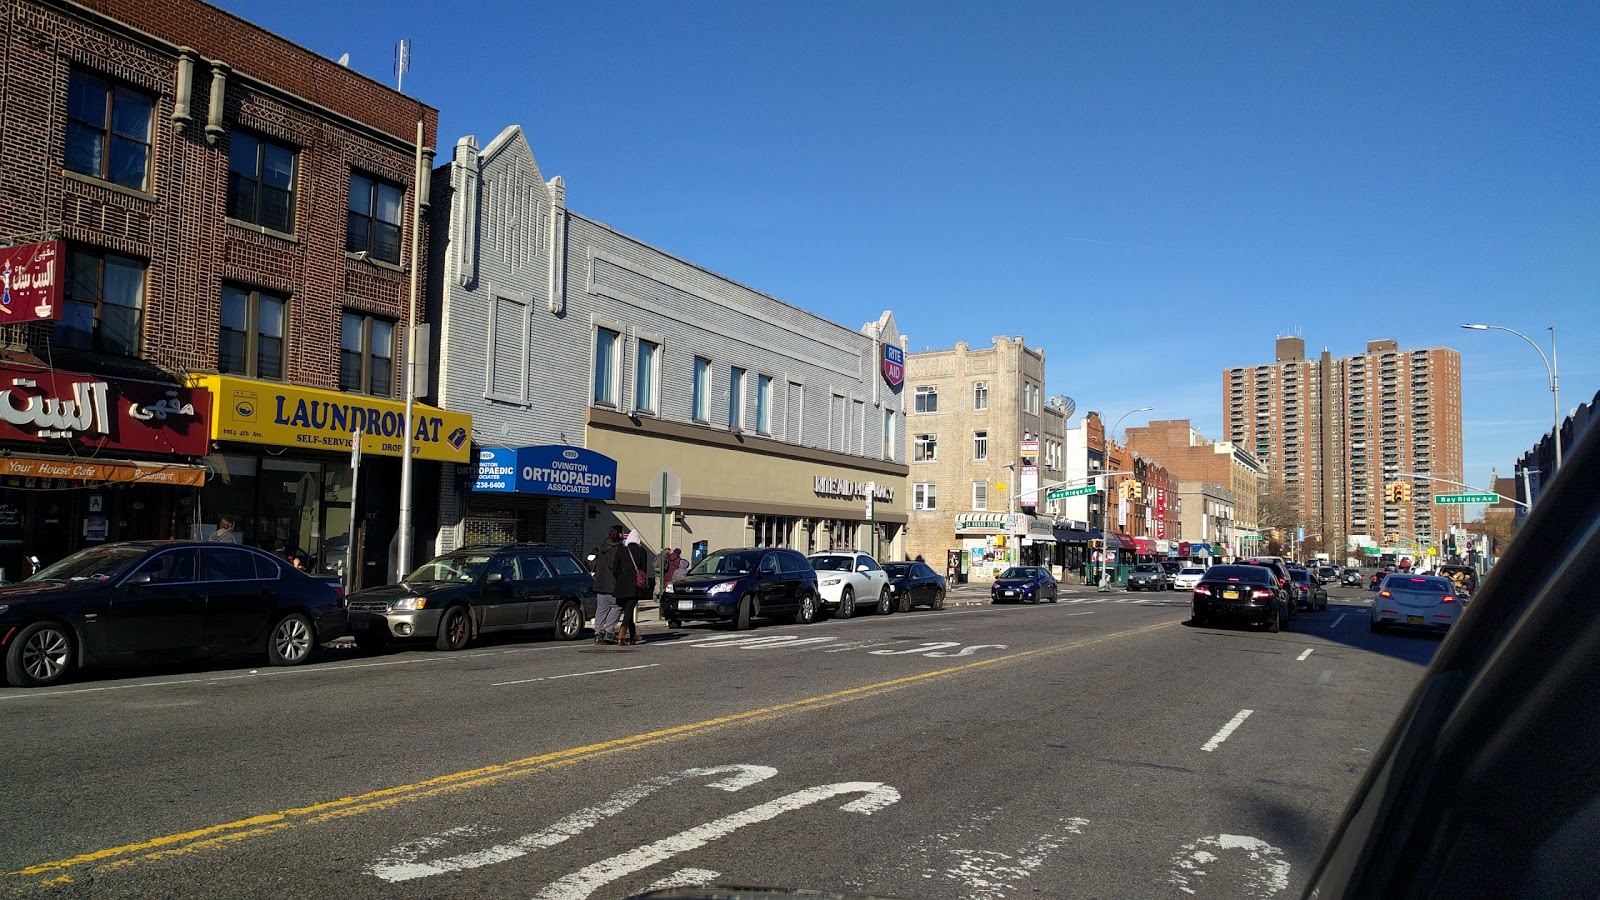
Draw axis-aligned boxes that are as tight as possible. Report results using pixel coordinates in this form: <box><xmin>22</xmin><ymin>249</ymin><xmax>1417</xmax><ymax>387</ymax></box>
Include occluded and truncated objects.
<box><xmin>1065</xmin><ymin>612</ymin><xmax>1095</xmax><ymax>617</ymax></box>
<box><xmin>1296</xmin><ymin>649</ymin><xmax>1313</xmax><ymax>661</ymax></box>
<box><xmin>1201</xmin><ymin>709</ymin><xmax>1254</xmax><ymax>752</ymax></box>
<box><xmin>1330</xmin><ymin>614</ymin><xmax>1347</xmax><ymax>629</ymax></box>
<box><xmin>492</xmin><ymin>664</ymin><xmax>660</xmax><ymax>687</ymax></box>
<box><xmin>5</xmin><ymin>619</ymin><xmax>1181</xmax><ymax>885</ymax></box>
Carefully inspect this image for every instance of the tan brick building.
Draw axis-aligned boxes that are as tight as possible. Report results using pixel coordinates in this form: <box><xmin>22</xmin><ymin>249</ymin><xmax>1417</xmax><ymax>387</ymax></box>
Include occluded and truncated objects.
<box><xmin>1222</xmin><ymin>336</ymin><xmax>1464</xmax><ymax>561</ymax></box>
<box><xmin>904</xmin><ymin>337</ymin><xmax>1067</xmax><ymax>582</ymax></box>
<box><xmin>1125</xmin><ymin>418</ymin><xmax>1265</xmax><ymax>556</ymax></box>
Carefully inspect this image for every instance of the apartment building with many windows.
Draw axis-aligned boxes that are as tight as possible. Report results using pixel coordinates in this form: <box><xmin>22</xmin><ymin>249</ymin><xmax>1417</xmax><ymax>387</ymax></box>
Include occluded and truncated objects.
<box><xmin>0</xmin><ymin>0</ymin><xmax>461</xmax><ymax>587</ymax></box>
<box><xmin>429</xmin><ymin>127</ymin><xmax>907</xmax><ymax>564</ymax></box>
<box><xmin>1223</xmin><ymin>336</ymin><xmax>1464</xmax><ymax>559</ymax></box>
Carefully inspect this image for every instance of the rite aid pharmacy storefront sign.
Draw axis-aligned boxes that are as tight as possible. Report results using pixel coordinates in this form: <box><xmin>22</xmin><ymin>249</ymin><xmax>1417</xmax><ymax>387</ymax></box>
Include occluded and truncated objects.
<box><xmin>462</xmin><ymin>446</ymin><xmax>618</xmax><ymax>500</ymax></box>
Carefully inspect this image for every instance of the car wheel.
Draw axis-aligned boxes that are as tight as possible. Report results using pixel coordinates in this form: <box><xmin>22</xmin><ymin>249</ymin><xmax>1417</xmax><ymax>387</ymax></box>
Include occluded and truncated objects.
<box><xmin>734</xmin><ymin>594</ymin><xmax>753</xmax><ymax>631</ymax></box>
<box><xmin>434</xmin><ymin>605</ymin><xmax>471</xmax><ymax>651</ymax></box>
<box><xmin>554</xmin><ymin>600</ymin><xmax>584</xmax><ymax>640</ymax></box>
<box><xmin>666</xmin><ymin>618</ymin><xmax>682</xmax><ymax>629</ymax></box>
<box><xmin>933</xmin><ymin>588</ymin><xmax>946</xmax><ymax>611</ymax></box>
<box><xmin>792</xmin><ymin>592</ymin><xmax>817</xmax><ymax>625</ymax></box>
<box><xmin>267</xmin><ymin>612</ymin><xmax>316</xmax><ymax>665</ymax></box>
<box><xmin>1267</xmin><ymin>605</ymin><xmax>1281</xmax><ymax>634</ymax></box>
<box><xmin>353</xmin><ymin>632</ymin><xmax>387</xmax><ymax>653</ymax></box>
<box><xmin>897</xmin><ymin>593</ymin><xmax>912</xmax><ymax>613</ymax></box>
<box><xmin>1048</xmin><ymin>587</ymin><xmax>1058</xmax><ymax>603</ymax></box>
<box><xmin>4</xmin><ymin>621</ymin><xmax>74</xmax><ymax>687</ymax></box>
<box><xmin>836</xmin><ymin>586</ymin><xmax>855</xmax><ymax>619</ymax></box>
<box><xmin>877</xmin><ymin>589</ymin><xmax>894</xmax><ymax>615</ymax></box>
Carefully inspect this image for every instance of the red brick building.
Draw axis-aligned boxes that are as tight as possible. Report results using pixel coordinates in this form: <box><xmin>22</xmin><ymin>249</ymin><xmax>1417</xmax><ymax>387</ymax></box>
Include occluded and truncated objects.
<box><xmin>0</xmin><ymin>0</ymin><xmax>461</xmax><ymax>584</ymax></box>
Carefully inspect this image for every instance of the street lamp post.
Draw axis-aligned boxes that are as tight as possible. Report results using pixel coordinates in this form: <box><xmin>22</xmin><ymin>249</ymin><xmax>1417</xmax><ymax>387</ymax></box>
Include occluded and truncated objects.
<box><xmin>1462</xmin><ymin>323</ymin><xmax>1561</xmax><ymax>471</ymax></box>
<box><xmin>1097</xmin><ymin>406</ymin><xmax>1154</xmax><ymax>592</ymax></box>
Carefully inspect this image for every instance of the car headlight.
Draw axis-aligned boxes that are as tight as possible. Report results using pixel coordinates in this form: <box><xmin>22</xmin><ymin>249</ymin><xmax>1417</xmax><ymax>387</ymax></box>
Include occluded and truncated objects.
<box><xmin>707</xmin><ymin>581</ymin><xmax>738</xmax><ymax>595</ymax></box>
<box><xmin>821</xmin><ymin>577</ymin><xmax>842</xmax><ymax>586</ymax></box>
<box><xmin>888</xmin><ymin>584</ymin><xmax>899</xmax><ymax>592</ymax></box>
<box><xmin>392</xmin><ymin>597</ymin><xmax>428</xmax><ymax>611</ymax></box>
<box><xmin>664</xmin><ymin>583</ymin><xmax>675</xmax><ymax>594</ymax></box>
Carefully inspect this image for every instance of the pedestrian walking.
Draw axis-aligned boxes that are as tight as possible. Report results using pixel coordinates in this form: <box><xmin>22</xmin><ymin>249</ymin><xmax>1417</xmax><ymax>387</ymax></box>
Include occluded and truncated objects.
<box><xmin>209</xmin><ymin>515</ymin><xmax>242</xmax><ymax>544</ymax></box>
<box><xmin>664</xmin><ymin>548</ymin><xmax>685</xmax><ymax>588</ymax></box>
<box><xmin>589</xmin><ymin>525</ymin><xmax>626</xmax><ymax>644</ymax></box>
<box><xmin>616</xmin><ymin>530</ymin><xmax>650</xmax><ymax>645</ymax></box>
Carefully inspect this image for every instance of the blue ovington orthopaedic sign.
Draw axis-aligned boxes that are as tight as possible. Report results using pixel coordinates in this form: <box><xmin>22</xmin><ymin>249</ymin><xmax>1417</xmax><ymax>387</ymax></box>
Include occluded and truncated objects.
<box><xmin>462</xmin><ymin>445</ymin><xmax>618</xmax><ymax>500</ymax></box>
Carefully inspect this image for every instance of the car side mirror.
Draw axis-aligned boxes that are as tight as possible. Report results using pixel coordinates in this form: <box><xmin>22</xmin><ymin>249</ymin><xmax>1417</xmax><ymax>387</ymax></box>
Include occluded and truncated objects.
<box><xmin>484</xmin><ymin>572</ymin><xmax>505</xmax><ymax>584</ymax></box>
<box><xmin>857</xmin><ymin>564</ymin><xmax>871</xmax><ymax>572</ymax></box>
<box><xmin>125</xmin><ymin>572</ymin><xmax>153</xmax><ymax>586</ymax></box>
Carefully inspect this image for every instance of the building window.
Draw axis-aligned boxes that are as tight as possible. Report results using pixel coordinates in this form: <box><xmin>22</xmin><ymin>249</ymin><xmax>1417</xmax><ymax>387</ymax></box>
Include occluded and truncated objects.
<box><xmin>65</xmin><ymin>70</ymin><xmax>153</xmax><ymax>191</ymax></box>
<box><xmin>692</xmin><ymin>357</ymin><xmax>711</xmax><ymax>422</ymax></box>
<box><xmin>882</xmin><ymin>408</ymin><xmax>894</xmax><ymax>460</ymax></box>
<box><xmin>592</xmin><ymin>327</ymin><xmax>620</xmax><ymax>405</ymax></box>
<box><xmin>974</xmin><ymin>430</ymin><xmax>988</xmax><ymax>460</ymax></box>
<box><xmin>58</xmin><ymin>248</ymin><xmax>145</xmax><ymax>356</ymax></box>
<box><xmin>914</xmin><ymin>482</ymin><xmax>937</xmax><ymax>510</ymax></box>
<box><xmin>339</xmin><ymin>311</ymin><xmax>396</xmax><ymax>397</ymax></box>
<box><xmin>228</xmin><ymin>131</ymin><xmax>297</xmax><ymax>233</ymax></box>
<box><xmin>915</xmin><ymin>386</ymin><xmax>938</xmax><ymax>413</ymax></box>
<box><xmin>347</xmin><ymin>173</ymin><xmax>404</xmax><ymax>264</ymax></box>
<box><xmin>973</xmin><ymin>381</ymin><xmax>988</xmax><ymax>410</ymax></box>
<box><xmin>973</xmin><ymin>482</ymin><xmax>988</xmax><ymax>511</ymax></box>
<box><xmin>220</xmin><ymin>285</ymin><xmax>286</xmax><ymax>380</ymax></box>
<box><xmin>756</xmin><ymin>374</ymin><xmax>773</xmax><ymax>434</ymax></box>
<box><xmin>914</xmin><ymin>433</ymin><xmax>937</xmax><ymax>462</ymax></box>
<box><xmin>729</xmin><ymin>367</ymin><xmax>746</xmax><ymax>430</ymax></box>
<box><xmin>786</xmin><ymin>381</ymin><xmax>803</xmax><ymax>443</ymax></box>
<box><xmin>634</xmin><ymin>339</ymin><xmax>660</xmax><ymax>414</ymax></box>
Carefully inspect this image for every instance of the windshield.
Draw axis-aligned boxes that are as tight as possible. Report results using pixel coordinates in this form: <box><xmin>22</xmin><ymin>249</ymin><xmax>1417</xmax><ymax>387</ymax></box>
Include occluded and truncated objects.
<box><xmin>1392</xmin><ymin>577</ymin><xmax>1452</xmax><ymax>593</ymax></box>
<box><xmin>689</xmin><ymin>551</ymin><xmax>762</xmax><ymax>577</ymax></box>
<box><xmin>27</xmin><ymin>544</ymin><xmax>150</xmax><ymax>583</ymax></box>
<box><xmin>998</xmin><ymin>568</ymin><xmax>1033</xmax><ymax>579</ymax></box>
<box><xmin>1134</xmin><ymin>564</ymin><xmax>1160</xmax><ymax>572</ymax></box>
<box><xmin>406</xmin><ymin>553</ymin><xmax>494</xmax><ymax>584</ymax></box>
<box><xmin>1291</xmin><ymin>571</ymin><xmax>1311</xmax><ymax>583</ymax></box>
<box><xmin>1181</xmin><ymin>568</ymin><xmax>1205</xmax><ymax>575</ymax></box>
<box><xmin>808</xmin><ymin>555</ymin><xmax>855</xmax><ymax>572</ymax></box>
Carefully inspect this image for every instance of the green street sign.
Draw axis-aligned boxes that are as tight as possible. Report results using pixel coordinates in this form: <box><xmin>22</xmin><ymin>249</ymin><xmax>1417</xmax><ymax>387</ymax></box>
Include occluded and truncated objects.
<box><xmin>1046</xmin><ymin>485</ymin><xmax>1097</xmax><ymax>500</ymax></box>
<box><xmin>1361</xmin><ymin>546</ymin><xmax>1380</xmax><ymax>555</ymax></box>
<box><xmin>1435</xmin><ymin>493</ymin><xmax>1498</xmax><ymax>505</ymax></box>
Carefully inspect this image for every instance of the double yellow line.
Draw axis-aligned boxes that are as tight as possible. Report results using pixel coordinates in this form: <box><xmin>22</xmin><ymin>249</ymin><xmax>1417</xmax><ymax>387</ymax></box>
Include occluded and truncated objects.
<box><xmin>7</xmin><ymin>619</ymin><xmax>1176</xmax><ymax>888</ymax></box>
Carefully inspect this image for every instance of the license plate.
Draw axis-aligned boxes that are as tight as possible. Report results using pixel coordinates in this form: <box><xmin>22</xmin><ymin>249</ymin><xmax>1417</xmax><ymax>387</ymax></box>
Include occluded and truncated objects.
<box><xmin>1222</xmin><ymin>590</ymin><xmax>1240</xmax><ymax>599</ymax></box>
<box><xmin>1004</xmin><ymin>590</ymin><xmax>1016</xmax><ymax>596</ymax></box>
<box><xmin>1407</xmin><ymin>615</ymin><xmax>1424</xmax><ymax>624</ymax></box>
<box><xmin>677</xmin><ymin>600</ymin><xmax>694</xmax><ymax>610</ymax></box>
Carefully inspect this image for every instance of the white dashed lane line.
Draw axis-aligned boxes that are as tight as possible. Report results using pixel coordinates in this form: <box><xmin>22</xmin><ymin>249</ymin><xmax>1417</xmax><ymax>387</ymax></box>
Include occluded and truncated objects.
<box><xmin>1297</xmin><ymin>649</ymin><xmax>1313</xmax><ymax>661</ymax></box>
<box><xmin>1201</xmin><ymin>709</ymin><xmax>1254</xmax><ymax>752</ymax></box>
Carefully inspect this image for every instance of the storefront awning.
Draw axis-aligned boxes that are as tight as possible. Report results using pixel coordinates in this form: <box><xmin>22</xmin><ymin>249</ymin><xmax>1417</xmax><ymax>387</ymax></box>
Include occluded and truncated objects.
<box><xmin>0</xmin><ymin>454</ymin><xmax>207</xmax><ymax>487</ymax></box>
<box><xmin>190</xmin><ymin>374</ymin><xmax>473</xmax><ymax>463</ymax></box>
<box><xmin>956</xmin><ymin>512</ymin><xmax>1008</xmax><ymax>533</ymax></box>
<box><xmin>1114</xmin><ymin>532</ymin><xmax>1136</xmax><ymax>550</ymax></box>
<box><xmin>1054</xmin><ymin>528</ymin><xmax>1094</xmax><ymax>543</ymax></box>
<box><xmin>1018</xmin><ymin>514</ymin><xmax>1055</xmax><ymax>541</ymax></box>
<box><xmin>1133</xmin><ymin>537</ymin><xmax>1156</xmax><ymax>555</ymax></box>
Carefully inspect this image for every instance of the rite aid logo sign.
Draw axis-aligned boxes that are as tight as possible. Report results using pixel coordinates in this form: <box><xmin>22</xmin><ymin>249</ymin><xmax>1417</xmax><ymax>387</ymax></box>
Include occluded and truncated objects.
<box><xmin>882</xmin><ymin>343</ymin><xmax>905</xmax><ymax>389</ymax></box>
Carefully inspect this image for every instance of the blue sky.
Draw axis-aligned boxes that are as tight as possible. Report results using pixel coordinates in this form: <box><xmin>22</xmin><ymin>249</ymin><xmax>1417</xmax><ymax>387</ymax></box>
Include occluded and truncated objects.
<box><xmin>221</xmin><ymin>0</ymin><xmax>1597</xmax><ymax>493</ymax></box>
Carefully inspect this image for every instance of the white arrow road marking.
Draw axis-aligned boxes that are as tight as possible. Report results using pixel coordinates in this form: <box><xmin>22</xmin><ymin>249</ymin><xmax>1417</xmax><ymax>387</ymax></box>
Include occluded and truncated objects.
<box><xmin>940</xmin><ymin>818</ymin><xmax>1090</xmax><ymax>899</ymax></box>
<box><xmin>367</xmin><ymin>764</ymin><xmax>777</xmax><ymax>883</ymax></box>
<box><xmin>531</xmin><ymin>782</ymin><xmax>901</xmax><ymax>900</ymax></box>
<box><xmin>1168</xmin><ymin>834</ymin><xmax>1290</xmax><ymax>896</ymax></box>
<box><xmin>1201</xmin><ymin>710</ymin><xmax>1254</xmax><ymax>752</ymax></box>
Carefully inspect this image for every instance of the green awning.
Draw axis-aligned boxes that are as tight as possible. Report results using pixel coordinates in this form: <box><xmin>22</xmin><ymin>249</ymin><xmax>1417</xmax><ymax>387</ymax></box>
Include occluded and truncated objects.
<box><xmin>955</xmin><ymin>512</ymin><xmax>1008</xmax><ymax>532</ymax></box>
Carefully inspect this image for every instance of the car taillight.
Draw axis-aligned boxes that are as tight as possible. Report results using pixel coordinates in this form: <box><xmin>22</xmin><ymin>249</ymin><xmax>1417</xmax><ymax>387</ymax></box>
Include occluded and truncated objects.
<box><xmin>1193</xmin><ymin>585</ymin><xmax>1211</xmax><ymax>596</ymax></box>
<box><xmin>1251</xmin><ymin>588</ymin><xmax>1274</xmax><ymax>599</ymax></box>
<box><xmin>1379</xmin><ymin>590</ymin><xmax>1391</xmax><ymax>598</ymax></box>
<box><xmin>1280</xmin><ymin>578</ymin><xmax>1288</xmax><ymax>586</ymax></box>
<box><xmin>1441</xmin><ymin>595</ymin><xmax>1456</xmax><ymax>604</ymax></box>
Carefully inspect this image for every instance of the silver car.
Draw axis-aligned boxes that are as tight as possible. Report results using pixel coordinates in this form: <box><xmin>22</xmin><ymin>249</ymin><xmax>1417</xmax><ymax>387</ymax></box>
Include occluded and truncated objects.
<box><xmin>1370</xmin><ymin>573</ymin><xmax>1462</xmax><ymax>634</ymax></box>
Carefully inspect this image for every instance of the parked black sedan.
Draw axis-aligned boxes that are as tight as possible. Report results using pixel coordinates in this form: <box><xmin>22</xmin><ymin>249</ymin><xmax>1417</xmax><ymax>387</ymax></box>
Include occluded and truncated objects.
<box><xmin>990</xmin><ymin>567</ymin><xmax>1058</xmax><ymax>604</ymax></box>
<box><xmin>883</xmin><ymin>561</ymin><xmax>947</xmax><ymax>612</ymax></box>
<box><xmin>1191</xmin><ymin>563</ymin><xmax>1288</xmax><ymax>632</ymax></box>
<box><xmin>0</xmin><ymin>541</ymin><xmax>347</xmax><ymax>688</ymax></box>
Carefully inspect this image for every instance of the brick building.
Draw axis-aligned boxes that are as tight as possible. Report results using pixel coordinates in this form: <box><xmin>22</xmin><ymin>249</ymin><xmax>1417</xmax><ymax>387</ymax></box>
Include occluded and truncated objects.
<box><xmin>904</xmin><ymin>337</ymin><xmax>1069</xmax><ymax>582</ymax></box>
<box><xmin>1124</xmin><ymin>418</ymin><xmax>1265</xmax><ymax>557</ymax></box>
<box><xmin>1223</xmin><ymin>337</ymin><xmax>1464</xmax><ymax>560</ymax></box>
<box><xmin>0</xmin><ymin>0</ymin><xmax>464</xmax><ymax>585</ymax></box>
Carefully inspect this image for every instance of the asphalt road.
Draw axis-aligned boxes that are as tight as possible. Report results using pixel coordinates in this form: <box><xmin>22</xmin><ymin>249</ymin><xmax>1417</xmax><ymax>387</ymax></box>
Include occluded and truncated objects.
<box><xmin>0</xmin><ymin>583</ymin><xmax>1438</xmax><ymax>899</ymax></box>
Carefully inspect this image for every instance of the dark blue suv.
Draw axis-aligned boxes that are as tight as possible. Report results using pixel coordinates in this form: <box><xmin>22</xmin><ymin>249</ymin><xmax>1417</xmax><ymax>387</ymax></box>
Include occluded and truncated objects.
<box><xmin>662</xmin><ymin>547</ymin><xmax>820</xmax><ymax>630</ymax></box>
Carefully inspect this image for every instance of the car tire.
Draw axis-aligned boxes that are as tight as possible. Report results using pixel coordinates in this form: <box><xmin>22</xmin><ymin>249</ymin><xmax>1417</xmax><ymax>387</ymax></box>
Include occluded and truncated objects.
<box><xmin>666</xmin><ymin>618</ymin><xmax>682</xmax><ymax>629</ymax></box>
<box><xmin>1267</xmin><ymin>606</ymin><xmax>1281</xmax><ymax>634</ymax></box>
<box><xmin>4</xmin><ymin>620</ymin><xmax>74</xmax><ymax>687</ymax></box>
<box><xmin>933</xmin><ymin>588</ymin><xmax>946</xmax><ymax>611</ymax></box>
<box><xmin>554</xmin><ymin>600</ymin><xmax>584</xmax><ymax>640</ymax></box>
<box><xmin>836</xmin><ymin>586</ymin><xmax>855</xmax><ymax>619</ymax></box>
<box><xmin>877</xmin><ymin>589</ymin><xmax>894</xmax><ymax>615</ymax></box>
<box><xmin>1193</xmin><ymin>612</ymin><xmax>1209</xmax><ymax>628</ymax></box>
<box><xmin>792</xmin><ymin>592</ymin><xmax>818</xmax><ymax>625</ymax></box>
<box><xmin>897</xmin><ymin>593</ymin><xmax>912</xmax><ymax>614</ymax></box>
<box><xmin>434</xmin><ymin>605</ymin><xmax>471</xmax><ymax>651</ymax></box>
<box><xmin>267</xmin><ymin>612</ymin><xmax>316</xmax><ymax>666</ymax></box>
<box><xmin>353</xmin><ymin>632</ymin><xmax>387</xmax><ymax>653</ymax></box>
<box><xmin>733</xmin><ymin>594</ymin><xmax>753</xmax><ymax>631</ymax></box>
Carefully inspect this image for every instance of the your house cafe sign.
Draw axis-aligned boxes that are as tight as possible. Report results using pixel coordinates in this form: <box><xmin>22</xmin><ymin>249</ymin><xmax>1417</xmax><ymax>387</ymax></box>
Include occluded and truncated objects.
<box><xmin>0</xmin><ymin>363</ymin><xmax>211</xmax><ymax>456</ymax></box>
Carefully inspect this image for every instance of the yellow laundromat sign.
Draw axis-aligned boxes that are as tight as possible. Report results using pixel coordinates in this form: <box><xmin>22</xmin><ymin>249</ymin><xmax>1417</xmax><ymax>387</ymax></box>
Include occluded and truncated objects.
<box><xmin>189</xmin><ymin>374</ymin><xmax>472</xmax><ymax>463</ymax></box>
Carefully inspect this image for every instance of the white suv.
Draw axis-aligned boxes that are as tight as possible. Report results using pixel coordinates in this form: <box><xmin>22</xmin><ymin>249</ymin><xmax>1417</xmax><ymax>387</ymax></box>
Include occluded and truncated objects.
<box><xmin>808</xmin><ymin>552</ymin><xmax>892</xmax><ymax>618</ymax></box>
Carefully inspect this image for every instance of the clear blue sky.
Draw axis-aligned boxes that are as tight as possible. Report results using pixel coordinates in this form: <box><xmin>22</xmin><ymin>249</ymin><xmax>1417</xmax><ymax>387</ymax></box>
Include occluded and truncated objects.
<box><xmin>221</xmin><ymin>0</ymin><xmax>1597</xmax><ymax>493</ymax></box>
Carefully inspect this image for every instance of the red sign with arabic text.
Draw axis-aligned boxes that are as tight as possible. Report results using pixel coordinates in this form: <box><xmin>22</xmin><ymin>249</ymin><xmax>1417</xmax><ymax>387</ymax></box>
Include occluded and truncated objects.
<box><xmin>0</xmin><ymin>241</ymin><xmax>65</xmax><ymax>324</ymax></box>
<box><xmin>0</xmin><ymin>363</ymin><xmax>212</xmax><ymax>456</ymax></box>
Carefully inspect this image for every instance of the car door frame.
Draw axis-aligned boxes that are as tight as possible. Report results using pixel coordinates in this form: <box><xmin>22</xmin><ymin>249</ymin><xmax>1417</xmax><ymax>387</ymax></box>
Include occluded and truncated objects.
<box><xmin>477</xmin><ymin>552</ymin><xmax>525</xmax><ymax>630</ymax></box>
<box><xmin>109</xmin><ymin>547</ymin><xmax>207</xmax><ymax>656</ymax></box>
<box><xmin>515</xmin><ymin>550</ymin><xmax>563</xmax><ymax>629</ymax></box>
<box><xmin>200</xmin><ymin>546</ymin><xmax>283</xmax><ymax>650</ymax></box>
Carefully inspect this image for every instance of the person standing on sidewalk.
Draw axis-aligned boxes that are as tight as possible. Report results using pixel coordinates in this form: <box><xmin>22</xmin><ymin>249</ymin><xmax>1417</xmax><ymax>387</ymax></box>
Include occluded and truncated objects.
<box><xmin>589</xmin><ymin>525</ymin><xmax>626</xmax><ymax>644</ymax></box>
<box><xmin>615</xmin><ymin>530</ymin><xmax>649</xmax><ymax>645</ymax></box>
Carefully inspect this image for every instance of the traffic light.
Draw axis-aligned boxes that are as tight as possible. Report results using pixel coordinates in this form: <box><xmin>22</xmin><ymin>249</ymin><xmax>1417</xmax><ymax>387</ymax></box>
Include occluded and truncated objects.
<box><xmin>1128</xmin><ymin>481</ymin><xmax>1143</xmax><ymax>501</ymax></box>
<box><xmin>1117</xmin><ymin>481</ymin><xmax>1131</xmax><ymax>500</ymax></box>
<box><xmin>1387</xmin><ymin>482</ymin><xmax>1406</xmax><ymax>504</ymax></box>
<box><xmin>1399</xmin><ymin>483</ymin><xmax>1412</xmax><ymax>503</ymax></box>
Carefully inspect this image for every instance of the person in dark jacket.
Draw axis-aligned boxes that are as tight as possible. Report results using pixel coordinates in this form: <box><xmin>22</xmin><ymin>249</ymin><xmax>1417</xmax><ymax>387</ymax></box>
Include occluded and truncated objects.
<box><xmin>589</xmin><ymin>525</ymin><xmax>626</xmax><ymax>644</ymax></box>
<box><xmin>615</xmin><ymin>530</ymin><xmax>650</xmax><ymax>645</ymax></box>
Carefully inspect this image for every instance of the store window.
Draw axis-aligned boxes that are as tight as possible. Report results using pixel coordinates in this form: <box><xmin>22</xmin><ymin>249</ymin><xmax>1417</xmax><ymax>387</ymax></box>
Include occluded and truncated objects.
<box><xmin>58</xmin><ymin>247</ymin><xmax>145</xmax><ymax>356</ymax></box>
<box><xmin>65</xmin><ymin>69</ymin><xmax>154</xmax><ymax>191</ymax></box>
<box><xmin>347</xmin><ymin>173</ymin><xmax>404</xmax><ymax>264</ymax></box>
<box><xmin>228</xmin><ymin>131</ymin><xmax>297</xmax><ymax>233</ymax></box>
<box><xmin>826</xmin><ymin>519</ymin><xmax>856</xmax><ymax>551</ymax></box>
<box><xmin>752</xmin><ymin>515</ymin><xmax>792</xmax><ymax>549</ymax></box>
<box><xmin>220</xmin><ymin>285</ymin><xmax>286</xmax><ymax>380</ymax></box>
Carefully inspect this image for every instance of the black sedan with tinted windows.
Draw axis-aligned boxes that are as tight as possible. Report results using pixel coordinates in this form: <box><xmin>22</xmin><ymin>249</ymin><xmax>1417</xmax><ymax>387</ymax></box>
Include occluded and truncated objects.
<box><xmin>1191</xmin><ymin>564</ymin><xmax>1288</xmax><ymax>632</ymax></box>
<box><xmin>883</xmin><ymin>561</ymin><xmax>947</xmax><ymax>611</ymax></box>
<box><xmin>990</xmin><ymin>567</ymin><xmax>1058</xmax><ymax>603</ymax></box>
<box><xmin>0</xmin><ymin>541</ymin><xmax>347</xmax><ymax>688</ymax></box>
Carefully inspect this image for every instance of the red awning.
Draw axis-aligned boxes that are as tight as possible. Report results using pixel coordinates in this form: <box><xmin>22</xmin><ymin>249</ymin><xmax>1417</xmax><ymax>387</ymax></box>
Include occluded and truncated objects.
<box><xmin>1133</xmin><ymin>537</ymin><xmax>1156</xmax><ymax>555</ymax></box>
